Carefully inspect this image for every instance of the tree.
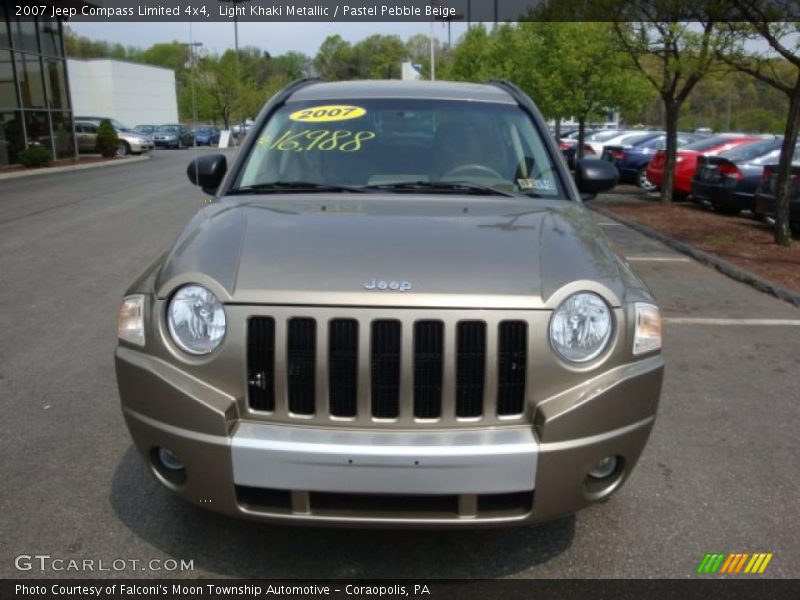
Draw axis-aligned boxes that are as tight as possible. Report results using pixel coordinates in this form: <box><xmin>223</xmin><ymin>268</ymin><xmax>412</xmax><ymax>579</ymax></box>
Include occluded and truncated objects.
<box><xmin>196</xmin><ymin>52</ymin><xmax>240</xmax><ymax>129</ymax></box>
<box><xmin>612</xmin><ymin>10</ymin><xmax>732</xmax><ymax>202</ymax></box>
<box><xmin>515</xmin><ymin>23</ymin><xmax>653</xmax><ymax>155</ymax></box>
<box><xmin>313</xmin><ymin>35</ymin><xmax>359</xmax><ymax>80</ymax></box>
<box><xmin>353</xmin><ymin>35</ymin><xmax>407</xmax><ymax>79</ymax></box>
<box><xmin>446</xmin><ymin>25</ymin><xmax>494</xmax><ymax>82</ymax></box>
<box><xmin>717</xmin><ymin>4</ymin><xmax>799</xmax><ymax>246</ymax></box>
<box><xmin>405</xmin><ymin>33</ymin><xmax>444</xmax><ymax>80</ymax></box>
<box><xmin>447</xmin><ymin>23</ymin><xmax>652</xmax><ymax>153</ymax></box>
<box><xmin>95</xmin><ymin>119</ymin><xmax>120</xmax><ymax>158</ymax></box>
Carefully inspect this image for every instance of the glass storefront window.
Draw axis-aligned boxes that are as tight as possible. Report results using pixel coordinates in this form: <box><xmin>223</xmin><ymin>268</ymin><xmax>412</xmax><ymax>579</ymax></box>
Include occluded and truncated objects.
<box><xmin>45</xmin><ymin>58</ymin><xmax>66</xmax><ymax>109</ymax></box>
<box><xmin>1</xmin><ymin>3</ymin><xmax>11</xmax><ymax>50</ymax></box>
<box><xmin>9</xmin><ymin>17</ymin><xmax>38</xmax><ymax>53</ymax></box>
<box><xmin>0</xmin><ymin>110</ymin><xmax>24</xmax><ymax>166</ymax></box>
<box><xmin>0</xmin><ymin>49</ymin><xmax>17</xmax><ymax>108</ymax></box>
<box><xmin>50</xmin><ymin>110</ymin><xmax>74</xmax><ymax>159</ymax></box>
<box><xmin>38</xmin><ymin>18</ymin><xmax>62</xmax><ymax>56</ymax></box>
<box><xmin>16</xmin><ymin>52</ymin><xmax>45</xmax><ymax>108</ymax></box>
<box><xmin>23</xmin><ymin>109</ymin><xmax>49</xmax><ymax>149</ymax></box>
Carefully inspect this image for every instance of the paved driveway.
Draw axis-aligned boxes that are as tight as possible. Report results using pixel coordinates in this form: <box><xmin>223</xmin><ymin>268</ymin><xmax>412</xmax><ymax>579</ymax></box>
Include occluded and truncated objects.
<box><xmin>1</xmin><ymin>153</ymin><xmax>798</xmax><ymax>578</ymax></box>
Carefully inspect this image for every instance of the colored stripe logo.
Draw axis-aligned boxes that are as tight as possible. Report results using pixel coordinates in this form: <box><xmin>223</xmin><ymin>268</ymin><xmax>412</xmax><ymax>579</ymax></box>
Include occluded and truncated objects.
<box><xmin>697</xmin><ymin>553</ymin><xmax>773</xmax><ymax>574</ymax></box>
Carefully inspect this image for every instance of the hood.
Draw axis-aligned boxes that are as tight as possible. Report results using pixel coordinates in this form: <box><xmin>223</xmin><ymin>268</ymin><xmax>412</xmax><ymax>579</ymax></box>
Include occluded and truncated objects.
<box><xmin>155</xmin><ymin>196</ymin><xmax>628</xmax><ymax>309</ymax></box>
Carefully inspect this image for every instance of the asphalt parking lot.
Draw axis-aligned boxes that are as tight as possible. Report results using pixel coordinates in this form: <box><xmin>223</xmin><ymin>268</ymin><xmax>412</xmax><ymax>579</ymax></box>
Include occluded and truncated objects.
<box><xmin>1</xmin><ymin>149</ymin><xmax>798</xmax><ymax>579</ymax></box>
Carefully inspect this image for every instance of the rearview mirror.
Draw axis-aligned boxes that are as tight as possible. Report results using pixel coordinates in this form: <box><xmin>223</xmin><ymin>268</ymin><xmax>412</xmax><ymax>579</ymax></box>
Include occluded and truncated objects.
<box><xmin>187</xmin><ymin>154</ymin><xmax>227</xmax><ymax>195</ymax></box>
<box><xmin>574</xmin><ymin>158</ymin><xmax>619</xmax><ymax>199</ymax></box>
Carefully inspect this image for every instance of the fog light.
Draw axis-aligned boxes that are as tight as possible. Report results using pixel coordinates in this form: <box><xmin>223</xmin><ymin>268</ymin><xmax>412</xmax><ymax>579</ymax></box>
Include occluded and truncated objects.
<box><xmin>157</xmin><ymin>447</ymin><xmax>185</xmax><ymax>471</ymax></box>
<box><xmin>588</xmin><ymin>455</ymin><xmax>618</xmax><ymax>479</ymax></box>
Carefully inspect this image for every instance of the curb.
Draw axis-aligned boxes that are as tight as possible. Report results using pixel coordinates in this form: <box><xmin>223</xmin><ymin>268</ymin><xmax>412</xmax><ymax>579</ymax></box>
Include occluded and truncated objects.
<box><xmin>591</xmin><ymin>204</ymin><xmax>800</xmax><ymax>309</ymax></box>
<box><xmin>0</xmin><ymin>154</ymin><xmax>150</xmax><ymax>181</ymax></box>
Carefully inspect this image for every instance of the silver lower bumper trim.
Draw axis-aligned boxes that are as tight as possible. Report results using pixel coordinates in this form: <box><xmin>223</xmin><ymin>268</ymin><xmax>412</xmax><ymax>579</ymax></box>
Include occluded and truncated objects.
<box><xmin>231</xmin><ymin>423</ymin><xmax>538</xmax><ymax>495</ymax></box>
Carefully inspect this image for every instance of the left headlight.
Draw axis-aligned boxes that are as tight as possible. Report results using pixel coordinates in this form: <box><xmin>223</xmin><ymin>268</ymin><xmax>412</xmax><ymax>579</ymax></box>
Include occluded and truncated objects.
<box><xmin>117</xmin><ymin>295</ymin><xmax>146</xmax><ymax>347</ymax></box>
<box><xmin>550</xmin><ymin>292</ymin><xmax>613</xmax><ymax>363</ymax></box>
<box><xmin>167</xmin><ymin>285</ymin><xmax>227</xmax><ymax>355</ymax></box>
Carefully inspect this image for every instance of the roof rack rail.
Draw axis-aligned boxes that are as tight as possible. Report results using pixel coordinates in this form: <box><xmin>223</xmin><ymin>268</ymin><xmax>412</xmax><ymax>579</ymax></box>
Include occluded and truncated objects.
<box><xmin>486</xmin><ymin>79</ymin><xmax>526</xmax><ymax>105</ymax></box>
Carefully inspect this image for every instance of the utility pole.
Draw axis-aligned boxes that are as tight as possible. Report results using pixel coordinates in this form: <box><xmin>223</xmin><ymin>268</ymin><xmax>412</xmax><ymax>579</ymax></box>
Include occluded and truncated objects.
<box><xmin>181</xmin><ymin>41</ymin><xmax>203</xmax><ymax>142</ymax></box>
<box><xmin>430</xmin><ymin>20</ymin><xmax>436</xmax><ymax>81</ymax></box>
<box><xmin>220</xmin><ymin>0</ymin><xmax>252</xmax><ymax>143</ymax></box>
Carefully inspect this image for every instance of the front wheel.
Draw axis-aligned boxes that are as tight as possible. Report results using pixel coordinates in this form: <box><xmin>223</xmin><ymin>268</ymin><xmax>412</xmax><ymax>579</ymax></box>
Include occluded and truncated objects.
<box><xmin>714</xmin><ymin>204</ymin><xmax>741</xmax><ymax>216</ymax></box>
<box><xmin>637</xmin><ymin>168</ymin><xmax>658</xmax><ymax>192</ymax></box>
<box><xmin>115</xmin><ymin>141</ymin><xmax>130</xmax><ymax>157</ymax></box>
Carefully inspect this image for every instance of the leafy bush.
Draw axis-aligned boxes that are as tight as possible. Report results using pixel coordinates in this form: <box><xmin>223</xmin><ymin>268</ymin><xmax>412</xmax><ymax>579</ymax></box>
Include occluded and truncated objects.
<box><xmin>18</xmin><ymin>146</ymin><xmax>53</xmax><ymax>168</ymax></box>
<box><xmin>95</xmin><ymin>119</ymin><xmax>120</xmax><ymax>157</ymax></box>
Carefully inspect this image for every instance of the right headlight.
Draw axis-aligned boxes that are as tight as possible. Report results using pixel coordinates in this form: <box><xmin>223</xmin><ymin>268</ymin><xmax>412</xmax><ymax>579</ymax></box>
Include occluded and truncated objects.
<box><xmin>550</xmin><ymin>292</ymin><xmax>613</xmax><ymax>363</ymax></box>
<box><xmin>167</xmin><ymin>284</ymin><xmax>226</xmax><ymax>355</ymax></box>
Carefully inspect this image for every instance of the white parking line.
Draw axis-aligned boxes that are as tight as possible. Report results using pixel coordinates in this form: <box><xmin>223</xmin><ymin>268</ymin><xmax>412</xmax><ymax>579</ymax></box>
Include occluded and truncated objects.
<box><xmin>598</xmin><ymin>222</ymin><xmax>623</xmax><ymax>226</ymax></box>
<box><xmin>664</xmin><ymin>318</ymin><xmax>800</xmax><ymax>326</ymax></box>
<box><xmin>626</xmin><ymin>257</ymin><xmax>692</xmax><ymax>262</ymax></box>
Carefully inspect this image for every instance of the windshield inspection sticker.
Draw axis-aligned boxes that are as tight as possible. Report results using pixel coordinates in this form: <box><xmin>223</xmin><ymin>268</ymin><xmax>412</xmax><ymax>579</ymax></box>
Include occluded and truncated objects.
<box><xmin>289</xmin><ymin>105</ymin><xmax>366</xmax><ymax>123</ymax></box>
<box><xmin>518</xmin><ymin>178</ymin><xmax>555</xmax><ymax>191</ymax></box>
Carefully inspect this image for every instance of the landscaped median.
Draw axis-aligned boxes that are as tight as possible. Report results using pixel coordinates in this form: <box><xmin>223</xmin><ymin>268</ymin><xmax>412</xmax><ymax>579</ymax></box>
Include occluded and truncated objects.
<box><xmin>0</xmin><ymin>154</ymin><xmax>150</xmax><ymax>181</ymax></box>
<box><xmin>592</xmin><ymin>194</ymin><xmax>800</xmax><ymax>307</ymax></box>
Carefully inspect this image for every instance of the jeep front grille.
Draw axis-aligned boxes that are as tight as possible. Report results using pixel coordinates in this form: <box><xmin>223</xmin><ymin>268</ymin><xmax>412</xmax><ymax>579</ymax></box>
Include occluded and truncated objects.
<box><xmin>328</xmin><ymin>319</ymin><xmax>358</xmax><ymax>418</ymax></box>
<box><xmin>246</xmin><ymin>310</ymin><xmax>530</xmax><ymax>427</ymax></box>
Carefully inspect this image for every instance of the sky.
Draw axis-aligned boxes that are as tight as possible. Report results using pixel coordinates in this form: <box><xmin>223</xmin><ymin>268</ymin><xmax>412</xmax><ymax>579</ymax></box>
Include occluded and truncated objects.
<box><xmin>69</xmin><ymin>21</ymin><xmax>472</xmax><ymax>57</ymax></box>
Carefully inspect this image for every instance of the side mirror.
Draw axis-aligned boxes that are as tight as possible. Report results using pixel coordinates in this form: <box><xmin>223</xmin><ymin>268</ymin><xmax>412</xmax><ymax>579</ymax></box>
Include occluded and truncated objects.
<box><xmin>574</xmin><ymin>158</ymin><xmax>619</xmax><ymax>199</ymax></box>
<box><xmin>187</xmin><ymin>153</ymin><xmax>227</xmax><ymax>195</ymax></box>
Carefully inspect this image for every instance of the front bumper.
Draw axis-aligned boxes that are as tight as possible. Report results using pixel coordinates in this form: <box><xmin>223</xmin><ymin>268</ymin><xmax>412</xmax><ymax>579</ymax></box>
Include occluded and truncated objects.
<box><xmin>128</xmin><ymin>141</ymin><xmax>154</xmax><ymax>153</ymax></box>
<box><xmin>116</xmin><ymin>346</ymin><xmax>663</xmax><ymax>527</ymax></box>
<box><xmin>154</xmin><ymin>138</ymin><xmax>177</xmax><ymax>148</ymax></box>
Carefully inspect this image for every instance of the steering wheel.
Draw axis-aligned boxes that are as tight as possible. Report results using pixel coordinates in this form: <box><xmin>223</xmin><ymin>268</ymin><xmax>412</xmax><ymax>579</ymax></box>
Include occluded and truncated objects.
<box><xmin>441</xmin><ymin>163</ymin><xmax>505</xmax><ymax>180</ymax></box>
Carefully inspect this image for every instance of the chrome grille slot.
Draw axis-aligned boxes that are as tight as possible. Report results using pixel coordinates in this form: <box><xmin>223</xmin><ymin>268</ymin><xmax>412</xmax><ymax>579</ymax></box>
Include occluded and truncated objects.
<box><xmin>497</xmin><ymin>321</ymin><xmax>528</xmax><ymax>415</ymax></box>
<box><xmin>413</xmin><ymin>321</ymin><xmax>444</xmax><ymax>419</ymax></box>
<box><xmin>287</xmin><ymin>318</ymin><xmax>316</xmax><ymax>415</ymax></box>
<box><xmin>370</xmin><ymin>320</ymin><xmax>401</xmax><ymax>419</ymax></box>
<box><xmin>247</xmin><ymin>317</ymin><xmax>275</xmax><ymax>411</ymax></box>
<box><xmin>328</xmin><ymin>319</ymin><xmax>358</xmax><ymax>418</ymax></box>
<box><xmin>456</xmin><ymin>321</ymin><xmax>486</xmax><ymax>418</ymax></box>
<box><xmin>245</xmin><ymin>310</ymin><xmax>530</xmax><ymax>427</ymax></box>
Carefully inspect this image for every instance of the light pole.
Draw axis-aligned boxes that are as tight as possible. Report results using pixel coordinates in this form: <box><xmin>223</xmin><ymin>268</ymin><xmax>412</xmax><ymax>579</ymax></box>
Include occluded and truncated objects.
<box><xmin>181</xmin><ymin>41</ymin><xmax>203</xmax><ymax>146</ymax></box>
<box><xmin>219</xmin><ymin>0</ymin><xmax>252</xmax><ymax>144</ymax></box>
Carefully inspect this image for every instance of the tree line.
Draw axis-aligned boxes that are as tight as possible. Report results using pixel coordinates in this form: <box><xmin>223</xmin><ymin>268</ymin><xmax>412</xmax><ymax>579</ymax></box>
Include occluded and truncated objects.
<box><xmin>65</xmin><ymin>7</ymin><xmax>799</xmax><ymax>246</ymax></box>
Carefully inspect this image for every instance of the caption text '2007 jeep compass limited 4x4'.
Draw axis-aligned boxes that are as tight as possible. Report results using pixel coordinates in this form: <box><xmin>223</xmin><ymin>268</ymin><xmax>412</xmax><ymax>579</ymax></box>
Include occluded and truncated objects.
<box><xmin>115</xmin><ymin>79</ymin><xmax>664</xmax><ymax>527</ymax></box>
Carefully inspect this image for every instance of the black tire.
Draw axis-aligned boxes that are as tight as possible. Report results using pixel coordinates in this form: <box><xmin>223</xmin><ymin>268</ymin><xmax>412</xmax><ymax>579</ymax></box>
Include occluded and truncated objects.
<box><xmin>637</xmin><ymin>168</ymin><xmax>658</xmax><ymax>192</ymax></box>
<box><xmin>715</xmin><ymin>204</ymin><xmax>741</xmax><ymax>216</ymax></box>
<box><xmin>115</xmin><ymin>141</ymin><xmax>130</xmax><ymax>157</ymax></box>
<box><xmin>673</xmin><ymin>191</ymin><xmax>690</xmax><ymax>202</ymax></box>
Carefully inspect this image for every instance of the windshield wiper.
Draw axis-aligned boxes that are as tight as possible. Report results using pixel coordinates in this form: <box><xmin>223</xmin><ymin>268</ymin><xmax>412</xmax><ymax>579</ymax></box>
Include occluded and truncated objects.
<box><xmin>364</xmin><ymin>181</ymin><xmax>518</xmax><ymax>198</ymax></box>
<box><xmin>228</xmin><ymin>181</ymin><xmax>372</xmax><ymax>195</ymax></box>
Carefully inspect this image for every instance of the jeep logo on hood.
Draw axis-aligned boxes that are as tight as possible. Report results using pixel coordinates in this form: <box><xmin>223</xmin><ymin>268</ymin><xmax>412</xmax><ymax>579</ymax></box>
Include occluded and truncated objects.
<box><xmin>363</xmin><ymin>279</ymin><xmax>412</xmax><ymax>292</ymax></box>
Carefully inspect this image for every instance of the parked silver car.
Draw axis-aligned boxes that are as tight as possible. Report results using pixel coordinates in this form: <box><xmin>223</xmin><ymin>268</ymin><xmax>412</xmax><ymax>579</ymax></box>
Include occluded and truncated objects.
<box><xmin>116</xmin><ymin>79</ymin><xmax>663</xmax><ymax>527</ymax></box>
<box><xmin>74</xmin><ymin>120</ymin><xmax>153</xmax><ymax>156</ymax></box>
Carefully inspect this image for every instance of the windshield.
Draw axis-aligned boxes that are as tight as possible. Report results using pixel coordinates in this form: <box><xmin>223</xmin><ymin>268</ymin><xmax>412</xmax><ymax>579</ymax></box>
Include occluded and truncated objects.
<box><xmin>195</xmin><ymin>127</ymin><xmax>215</xmax><ymax>134</ymax></box>
<box><xmin>586</xmin><ymin>130</ymin><xmax>624</xmax><ymax>142</ymax></box>
<box><xmin>157</xmin><ymin>125</ymin><xmax>179</xmax><ymax>133</ymax></box>
<box><xmin>233</xmin><ymin>99</ymin><xmax>566</xmax><ymax>198</ymax></box>
<box><xmin>684</xmin><ymin>135</ymin><xmax>749</xmax><ymax>153</ymax></box>
<box><xmin>720</xmin><ymin>139</ymin><xmax>781</xmax><ymax>161</ymax></box>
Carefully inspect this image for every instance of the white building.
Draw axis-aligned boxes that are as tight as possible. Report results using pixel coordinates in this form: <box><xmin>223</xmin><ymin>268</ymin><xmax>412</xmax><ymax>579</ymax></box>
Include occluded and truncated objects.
<box><xmin>401</xmin><ymin>61</ymin><xmax>423</xmax><ymax>81</ymax></box>
<box><xmin>67</xmin><ymin>59</ymin><xmax>178</xmax><ymax>128</ymax></box>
